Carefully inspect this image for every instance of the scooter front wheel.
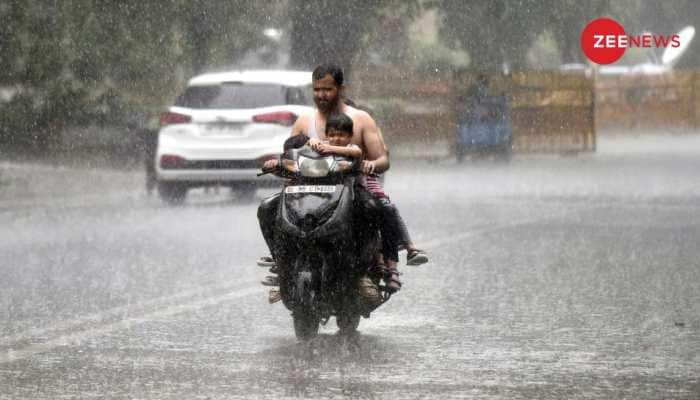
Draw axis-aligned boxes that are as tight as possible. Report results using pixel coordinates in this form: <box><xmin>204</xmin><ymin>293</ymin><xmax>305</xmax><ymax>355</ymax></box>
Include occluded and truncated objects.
<box><xmin>293</xmin><ymin>311</ymin><xmax>320</xmax><ymax>341</ymax></box>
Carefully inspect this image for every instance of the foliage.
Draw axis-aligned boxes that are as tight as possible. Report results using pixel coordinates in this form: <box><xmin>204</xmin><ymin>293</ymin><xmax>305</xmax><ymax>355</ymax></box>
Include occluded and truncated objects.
<box><xmin>0</xmin><ymin>0</ymin><xmax>271</xmax><ymax>146</ymax></box>
<box><xmin>1</xmin><ymin>0</ymin><xmax>699</xmax><ymax>149</ymax></box>
<box><xmin>432</xmin><ymin>0</ymin><xmax>699</xmax><ymax>70</ymax></box>
<box><xmin>288</xmin><ymin>0</ymin><xmax>421</xmax><ymax>75</ymax></box>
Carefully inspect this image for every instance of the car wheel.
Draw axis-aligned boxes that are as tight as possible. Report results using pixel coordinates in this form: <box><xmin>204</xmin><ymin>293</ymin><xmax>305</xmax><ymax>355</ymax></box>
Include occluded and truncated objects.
<box><xmin>157</xmin><ymin>181</ymin><xmax>187</xmax><ymax>205</ymax></box>
<box><xmin>230</xmin><ymin>183</ymin><xmax>256</xmax><ymax>202</ymax></box>
<box><xmin>456</xmin><ymin>148</ymin><xmax>465</xmax><ymax>163</ymax></box>
<box><xmin>144</xmin><ymin>131</ymin><xmax>158</xmax><ymax>195</ymax></box>
<box><xmin>145</xmin><ymin>160</ymin><xmax>157</xmax><ymax>195</ymax></box>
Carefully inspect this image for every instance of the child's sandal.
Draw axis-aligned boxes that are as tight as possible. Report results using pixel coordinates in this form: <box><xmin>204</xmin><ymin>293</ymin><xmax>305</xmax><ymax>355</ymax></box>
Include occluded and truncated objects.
<box><xmin>384</xmin><ymin>268</ymin><xmax>402</xmax><ymax>293</ymax></box>
<box><xmin>406</xmin><ymin>249</ymin><xmax>428</xmax><ymax>266</ymax></box>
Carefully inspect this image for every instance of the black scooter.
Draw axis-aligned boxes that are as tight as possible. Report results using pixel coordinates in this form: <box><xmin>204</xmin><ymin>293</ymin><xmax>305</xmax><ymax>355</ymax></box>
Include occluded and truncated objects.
<box><xmin>260</xmin><ymin>146</ymin><xmax>393</xmax><ymax>340</ymax></box>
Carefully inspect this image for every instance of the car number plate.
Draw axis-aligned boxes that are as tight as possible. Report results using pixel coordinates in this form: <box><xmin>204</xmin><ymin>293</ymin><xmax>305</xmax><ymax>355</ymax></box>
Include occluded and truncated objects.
<box><xmin>285</xmin><ymin>185</ymin><xmax>336</xmax><ymax>194</ymax></box>
<box><xmin>203</xmin><ymin>125</ymin><xmax>244</xmax><ymax>136</ymax></box>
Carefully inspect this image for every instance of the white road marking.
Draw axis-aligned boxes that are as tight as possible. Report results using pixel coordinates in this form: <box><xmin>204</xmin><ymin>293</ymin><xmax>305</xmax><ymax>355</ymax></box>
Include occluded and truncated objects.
<box><xmin>0</xmin><ymin>286</ymin><xmax>262</xmax><ymax>364</ymax></box>
<box><xmin>418</xmin><ymin>219</ymin><xmax>541</xmax><ymax>250</ymax></box>
<box><xmin>0</xmin><ymin>278</ymin><xmax>259</xmax><ymax>349</ymax></box>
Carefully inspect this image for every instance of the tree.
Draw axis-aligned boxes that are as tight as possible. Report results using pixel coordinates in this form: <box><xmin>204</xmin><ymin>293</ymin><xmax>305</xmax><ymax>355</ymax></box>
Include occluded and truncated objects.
<box><xmin>186</xmin><ymin>0</ymin><xmax>276</xmax><ymax>74</ymax></box>
<box><xmin>0</xmin><ymin>0</ymin><xmax>275</xmax><ymax>141</ymax></box>
<box><xmin>0</xmin><ymin>0</ymin><xmax>30</xmax><ymax>84</ymax></box>
<box><xmin>435</xmin><ymin>0</ymin><xmax>551</xmax><ymax>71</ymax></box>
<box><xmin>288</xmin><ymin>0</ymin><xmax>419</xmax><ymax>75</ymax></box>
<box><xmin>289</xmin><ymin>0</ymin><xmax>377</xmax><ymax>72</ymax></box>
<box><xmin>633</xmin><ymin>0</ymin><xmax>700</xmax><ymax>69</ymax></box>
<box><xmin>433</xmin><ymin>0</ymin><xmax>616</xmax><ymax>69</ymax></box>
<box><xmin>542</xmin><ymin>0</ymin><xmax>610</xmax><ymax>64</ymax></box>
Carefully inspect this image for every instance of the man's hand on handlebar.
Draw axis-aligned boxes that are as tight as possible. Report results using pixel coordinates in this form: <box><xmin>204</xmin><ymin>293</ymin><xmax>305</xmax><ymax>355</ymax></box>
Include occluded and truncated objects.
<box><xmin>308</xmin><ymin>138</ymin><xmax>322</xmax><ymax>151</ymax></box>
<box><xmin>262</xmin><ymin>159</ymin><xmax>279</xmax><ymax>171</ymax></box>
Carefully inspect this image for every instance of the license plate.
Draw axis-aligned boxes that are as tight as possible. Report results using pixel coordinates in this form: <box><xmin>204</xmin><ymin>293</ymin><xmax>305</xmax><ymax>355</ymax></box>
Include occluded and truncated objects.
<box><xmin>203</xmin><ymin>125</ymin><xmax>244</xmax><ymax>136</ymax></box>
<box><xmin>285</xmin><ymin>185</ymin><xmax>336</xmax><ymax>194</ymax></box>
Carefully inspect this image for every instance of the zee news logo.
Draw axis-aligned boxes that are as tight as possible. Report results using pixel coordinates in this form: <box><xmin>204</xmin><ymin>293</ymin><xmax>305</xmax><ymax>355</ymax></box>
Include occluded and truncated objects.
<box><xmin>581</xmin><ymin>17</ymin><xmax>684</xmax><ymax>65</ymax></box>
<box><xmin>592</xmin><ymin>33</ymin><xmax>680</xmax><ymax>50</ymax></box>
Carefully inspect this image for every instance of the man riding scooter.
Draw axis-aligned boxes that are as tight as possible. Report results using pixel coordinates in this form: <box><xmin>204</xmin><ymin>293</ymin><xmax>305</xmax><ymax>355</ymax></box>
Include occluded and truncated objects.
<box><xmin>257</xmin><ymin>64</ymin><xmax>428</xmax><ymax>292</ymax></box>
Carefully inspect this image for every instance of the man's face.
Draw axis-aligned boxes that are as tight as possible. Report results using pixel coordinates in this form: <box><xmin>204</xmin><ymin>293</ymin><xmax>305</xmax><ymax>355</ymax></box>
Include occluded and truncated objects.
<box><xmin>327</xmin><ymin>129</ymin><xmax>352</xmax><ymax>147</ymax></box>
<box><xmin>312</xmin><ymin>74</ymin><xmax>340</xmax><ymax>112</ymax></box>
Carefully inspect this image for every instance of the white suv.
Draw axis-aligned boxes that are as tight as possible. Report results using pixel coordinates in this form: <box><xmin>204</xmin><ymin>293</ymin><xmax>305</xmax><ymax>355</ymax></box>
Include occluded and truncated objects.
<box><xmin>154</xmin><ymin>70</ymin><xmax>313</xmax><ymax>204</ymax></box>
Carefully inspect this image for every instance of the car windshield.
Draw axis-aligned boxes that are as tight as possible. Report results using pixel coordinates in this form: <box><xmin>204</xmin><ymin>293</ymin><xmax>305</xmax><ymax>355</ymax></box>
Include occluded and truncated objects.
<box><xmin>175</xmin><ymin>83</ymin><xmax>309</xmax><ymax>109</ymax></box>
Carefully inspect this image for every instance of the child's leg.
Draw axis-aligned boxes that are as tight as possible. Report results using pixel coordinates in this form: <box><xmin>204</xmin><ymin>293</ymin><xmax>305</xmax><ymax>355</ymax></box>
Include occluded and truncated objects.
<box><xmin>378</xmin><ymin>198</ymin><xmax>401</xmax><ymax>263</ymax></box>
<box><xmin>382</xmin><ymin>200</ymin><xmax>429</xmax><ymax>265</ymax></box>
<box><xmin>394</xmin><ymin>204</ymin><xmax>414</xmax><ymax>249</ymax></box>
<box><xmin>378</xmin><ymin>198</ymin><xmax>402</xmax><ymax>292</ymax></box>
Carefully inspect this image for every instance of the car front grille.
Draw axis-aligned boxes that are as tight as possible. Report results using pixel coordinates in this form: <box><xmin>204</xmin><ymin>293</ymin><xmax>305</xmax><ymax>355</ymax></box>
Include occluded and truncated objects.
<box><xmin>163</xmin><ymin>159</ymin><xmax>260</xmax><ymax>170</ymax></box>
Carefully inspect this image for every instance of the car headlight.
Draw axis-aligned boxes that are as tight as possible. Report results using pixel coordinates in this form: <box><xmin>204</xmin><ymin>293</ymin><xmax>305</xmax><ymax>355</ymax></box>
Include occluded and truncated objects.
<box><xmin>299</xmin><ymin>155</ymin><xmax>331</xmax><ymax>177</ymax></box>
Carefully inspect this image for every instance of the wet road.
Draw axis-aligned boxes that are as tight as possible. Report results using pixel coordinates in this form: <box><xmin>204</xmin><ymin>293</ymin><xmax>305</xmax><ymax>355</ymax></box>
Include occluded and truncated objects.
<box><xmin>1</xmin><ymin>136</ymin><xmax>699</xmax><ymax>399</ymax></box>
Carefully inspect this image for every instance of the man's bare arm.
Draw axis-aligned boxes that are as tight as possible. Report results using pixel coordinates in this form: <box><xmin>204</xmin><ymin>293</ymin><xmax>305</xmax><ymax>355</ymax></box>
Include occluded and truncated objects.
<box><xmin>289</xmin><ymin>114</ymin><xmax>309</xmax><ymax>137</ymax></box>
<box><xmin>366</xmin><ymin>148</ymin><xmax>390</xmax><ymax>174</ymax></box>
<box><xmin>360</xmin><ymin>113</ymin><xmax>390</xmax><ymax>173</ymax></box>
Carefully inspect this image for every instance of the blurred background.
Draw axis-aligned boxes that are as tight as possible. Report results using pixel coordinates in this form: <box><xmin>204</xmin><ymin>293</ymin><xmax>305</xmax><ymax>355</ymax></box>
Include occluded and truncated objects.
<box><xmin>1</xmin><ymin>0</ymin><xmax>699</xmax><ymax>164</ymax></box>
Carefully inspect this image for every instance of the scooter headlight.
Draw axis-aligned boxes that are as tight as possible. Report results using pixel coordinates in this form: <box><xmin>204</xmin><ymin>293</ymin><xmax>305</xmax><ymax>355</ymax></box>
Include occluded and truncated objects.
<box><xmin>299</xmin><ymin>155</ymin><xmax>331</xmax><ymax>177</ymax></box>
<box><xmin>332</xmin><ymin>160</ymin><xmax>353</xmax><ymax>173</ymax></box>
<box><xmin>282</xmin><ymin>158</ymin><xmax>299</xmax><ymax>173</ymax></box>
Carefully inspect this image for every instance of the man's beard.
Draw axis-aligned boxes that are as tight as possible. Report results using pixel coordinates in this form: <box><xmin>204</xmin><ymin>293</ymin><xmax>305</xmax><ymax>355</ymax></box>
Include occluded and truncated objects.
<box><xmin>316</xmin><ymin>97</ymin><xmax>338</xmax><ymax>113</ymax></box>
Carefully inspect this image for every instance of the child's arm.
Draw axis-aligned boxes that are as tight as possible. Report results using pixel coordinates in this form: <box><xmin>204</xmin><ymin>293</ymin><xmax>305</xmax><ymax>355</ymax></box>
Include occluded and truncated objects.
<box><xmin>318</xmin><ymin>143</ymin><xmax>362</xmax><ymax>158</ymax></box>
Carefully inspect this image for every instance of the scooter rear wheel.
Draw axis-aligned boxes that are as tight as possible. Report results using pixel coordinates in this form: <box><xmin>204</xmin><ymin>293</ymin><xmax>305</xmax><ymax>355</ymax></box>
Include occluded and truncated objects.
<box><xmin>336</xmin><ymin>313</ymin><xmax>361</xmax><ymax>335</ymax></box>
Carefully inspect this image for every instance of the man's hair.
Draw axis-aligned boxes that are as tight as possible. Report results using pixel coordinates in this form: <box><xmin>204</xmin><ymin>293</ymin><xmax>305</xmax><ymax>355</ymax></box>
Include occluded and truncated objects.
<box><xmin>326</xmin><ymin>113</ymin><xmax>353</xmax><ymax>135</ymax></box>
<box><xmin>312</xmin><ymin>63</ymin><xmax>344</xmax><ymax>86</ymax></box>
